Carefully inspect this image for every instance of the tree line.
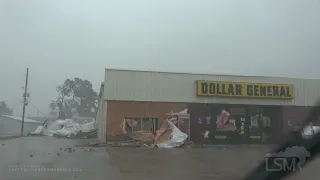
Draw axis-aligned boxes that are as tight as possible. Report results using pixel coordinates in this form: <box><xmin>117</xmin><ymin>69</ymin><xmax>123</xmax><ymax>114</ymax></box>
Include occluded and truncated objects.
<box><xmin>0</xmin><ymin>101</ymin><xmax>13</xmax><ymax>116</ymax></box>
<box><xmin>49</xmin><ymin>78</ymin><xmax>98</xmax><ymax>119</ymax></box>
<box><xmin>0</xmin><ymin>78</ymin><xmax>98</xmax><ymax>119</ymax></box>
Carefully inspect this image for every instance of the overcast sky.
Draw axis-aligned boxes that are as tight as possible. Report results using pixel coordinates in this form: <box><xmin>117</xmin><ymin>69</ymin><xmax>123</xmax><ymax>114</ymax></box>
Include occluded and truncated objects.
<box><xmin>0</xmin><ymin>0</ymin><xmax>320</xmax><ymax>116</ymax></box>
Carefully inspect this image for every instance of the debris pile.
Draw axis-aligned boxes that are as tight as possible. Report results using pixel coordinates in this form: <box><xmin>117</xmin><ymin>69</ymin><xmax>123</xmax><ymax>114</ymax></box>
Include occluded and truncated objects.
<box><xmin>106</xmin><ymin>140</ymin><xmax>154</xmax><ymax>148</ymax></box>
<box><xmin>104</xmin><ymin>109</ymin><xmax>190</xmax><ymax>148</ymax></box>
<box><xmin>119</xmin><ymin>114</ymin><xmax>188</xmax><ymax>148</ymax></box>
<box><xmin>28</xmin><ymin>118</ymin><xmax>97</xmax><ymax>139</ymax></box>
<box><xmin>155</xmin><ymin>120</ymin><xmax>188</xmax><ymax>148</ymax></box>
<box><xmin>179</xmin><ymin>140</ymin><xmax>197</xmax><ymax>148</ymax></box>
<box><xmin>88</xmin><ymin>139</ymin><xmax>195</xmax><ymax>148</ymax></box>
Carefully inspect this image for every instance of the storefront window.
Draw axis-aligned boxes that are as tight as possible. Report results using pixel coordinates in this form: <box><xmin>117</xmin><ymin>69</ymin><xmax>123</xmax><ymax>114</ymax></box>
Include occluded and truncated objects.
<box><xmin>140</xmin><ymin>118</ymin><xmax>151</xmax><ymax>131</ymax></box>
<box><xmin>124</xmin><ymin>117</ymin><xmax>158</xmax><ymax>133</ymax></box>
<box><xmin>133</xmin><ymin>118</ymin><xmax>141</xmax><ymax>132</ymax></box>
<box><xmin>250</xmin><ymin>116</ymin><xmax>259</xmax><ymax>128</ymax></box>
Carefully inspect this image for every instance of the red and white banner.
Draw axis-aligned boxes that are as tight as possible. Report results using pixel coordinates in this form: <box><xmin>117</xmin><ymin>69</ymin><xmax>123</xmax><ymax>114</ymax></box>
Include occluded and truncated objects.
<box><xmin>216</xmin><ymin>110</ymin><xmax>230</xmax><ymax>129</ymax></box>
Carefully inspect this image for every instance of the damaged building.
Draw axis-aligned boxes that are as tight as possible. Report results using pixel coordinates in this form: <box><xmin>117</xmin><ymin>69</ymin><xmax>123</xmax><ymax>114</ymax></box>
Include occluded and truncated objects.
<box><xmin>96</xmin><ymin>69</ymin><xmax>320</xmax><ymax>144</ymax></box>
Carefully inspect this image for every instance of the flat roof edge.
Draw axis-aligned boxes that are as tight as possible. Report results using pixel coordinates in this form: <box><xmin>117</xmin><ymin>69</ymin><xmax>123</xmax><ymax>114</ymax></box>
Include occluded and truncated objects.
<box><xmin>105</xmin><ymin>68</ymin><xmax>319</xmax><ymax>80</ymax></box>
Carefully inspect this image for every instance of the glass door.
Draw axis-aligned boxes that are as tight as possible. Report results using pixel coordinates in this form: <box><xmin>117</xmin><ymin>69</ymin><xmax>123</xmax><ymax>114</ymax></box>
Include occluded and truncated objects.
<box><xmin>248</xmin><ymin>106</ymin><xmax>263</xmax><ymax>144</ymax></box>
<box><xmin>229</xmin><ymin>107</ymin><xmax>246</xmax><ymax>144</ymax></box>
<box><xmin>261</xmin><ymin>116</ymin><xmax>272</xmax><ymax>143</ymax></box>
<box><xmin>232</xmin><ymin>114</ymin><xmax>246</xmax><ymax>143</ymax></box>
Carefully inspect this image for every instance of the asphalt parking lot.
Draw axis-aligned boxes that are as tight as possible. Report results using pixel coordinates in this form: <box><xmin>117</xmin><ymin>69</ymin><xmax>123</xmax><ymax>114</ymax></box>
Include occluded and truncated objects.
<box><xmin>1</xmin><ymin>137</ymin><xmax>318</xmax><ymax>180</ymax></box>
<box><xmin>107</xmin><ymin>145</ymin><xmax>319</xmax><ymax>180</ymax></box>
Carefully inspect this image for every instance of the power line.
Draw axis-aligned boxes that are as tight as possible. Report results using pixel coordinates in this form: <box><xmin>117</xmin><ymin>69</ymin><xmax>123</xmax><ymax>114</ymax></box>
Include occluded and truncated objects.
<box><xmin>26</xmin><ymin>100</ymin><xmax>49</xmax><ymax>121</ymax></box>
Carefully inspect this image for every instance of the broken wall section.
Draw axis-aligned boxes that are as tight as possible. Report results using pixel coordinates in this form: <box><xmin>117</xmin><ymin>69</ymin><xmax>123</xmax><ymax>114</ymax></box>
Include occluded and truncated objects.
<box><xmin>106</xmin><ymin>101</ymin><xmax>187</xmax><ymax>137</ymax></box>
<box><xmin>119</xmin><ymin>109</ymin><xmax>189</xmax><ymax>148</ymax></box>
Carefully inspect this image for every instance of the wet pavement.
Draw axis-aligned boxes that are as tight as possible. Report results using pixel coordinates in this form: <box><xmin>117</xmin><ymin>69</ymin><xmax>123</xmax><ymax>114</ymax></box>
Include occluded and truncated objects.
<box><xmin>108</xmin><ymin>145</ymin><xmax>270</xmax><ymax>180</ymax></box>
<box><xmin>0</xmin><ymin>137</ymin><xmax>122</xmax><ymax>180</ymax></box>
<box><xmin>0</xmin><ymin>137</ymin><xmax>319</xmax><ymax>180</ymax></box>
<box><xmin>108</xmin><ymin>145</ymin><xmax>320</xmax><ymax>180</ymax></box>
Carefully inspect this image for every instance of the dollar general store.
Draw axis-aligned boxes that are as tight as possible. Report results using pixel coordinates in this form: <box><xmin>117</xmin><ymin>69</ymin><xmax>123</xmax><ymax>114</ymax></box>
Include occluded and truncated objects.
<box><xmin>96</xmin><ymin>69</ymin><xmax>320</xmax><ymax>144</ymax></box>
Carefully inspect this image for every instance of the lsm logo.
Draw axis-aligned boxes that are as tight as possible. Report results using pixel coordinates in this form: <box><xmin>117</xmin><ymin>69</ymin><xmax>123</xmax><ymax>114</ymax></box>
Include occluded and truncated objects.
<box><xmin>265</xmin><ymin>146</ymin><xmax>311</xmax><ymax>172</ymax></box>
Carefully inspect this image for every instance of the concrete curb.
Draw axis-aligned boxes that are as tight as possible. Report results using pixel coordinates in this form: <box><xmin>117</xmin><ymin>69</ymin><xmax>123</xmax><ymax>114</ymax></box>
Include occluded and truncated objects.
<box><xmin>0</xmin><ymin>136</ymin><xmax>21</xmax><ymax>140</ymax></box>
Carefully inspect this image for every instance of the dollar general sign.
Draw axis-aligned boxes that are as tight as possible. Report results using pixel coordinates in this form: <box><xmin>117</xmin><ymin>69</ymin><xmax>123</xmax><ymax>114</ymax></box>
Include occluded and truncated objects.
<box><xmin>196</xmin><ymin>81</ymin><xmax>294</xmax><ymax>99</ymax></box>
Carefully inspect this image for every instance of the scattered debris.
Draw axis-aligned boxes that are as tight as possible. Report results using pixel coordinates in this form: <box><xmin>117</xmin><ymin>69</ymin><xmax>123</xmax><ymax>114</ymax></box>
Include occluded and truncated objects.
<box><xmin>57</xmin><ymin>153</ymin><xmax>60</xmax><ymax>155</ymax></box>
<box><xmin>28</xmin><ymin>118</ymin><xmax>97</xmax><ymax>139</ymax></box>
<box><xmin>119</xmin><ymin>112</ymin><xmax>188</xmax><ymax>148</ymax></box>
<box><xmin>155</xmin><ymin>120</ymin><xmax>188</xmax><ymax>148</ymax></box>
<box><xmin>29</xmin><ymin>155</ymin><xmax>33</xmax><ymax>157</ymax></box>
<box><xmin>202</xmin><ymin>130</ymin><xmax>210</xmax><ymax>139</ymax></box>
<box><xmin>106</xmin><ymin>140</ymin><xmax>150</xmax><ymax>147</ymax></box>
<box><xmin>88</xmin><ymin>139</ymin><xmax>194</xmax><ymax>148</ymax></box>
<box><xmin>66</xmin><ymin>147</ymin><xmax>73</xmax><ymax>153</ymax></box>
<box><xmin>178</xmin><ymin>140</ymin><xmax>197</xmax><ymax>148</ymax></box>
<box><xmin>120</xmin><ymin>119</ymin><xmax>154</xmax><ymax>144</ymax></box>
<box><xmin>77</xmin><ymin>110</ymin><xmax>192</xmax><ymax>148</ymax></box>
<box><xmin>87</xmin><ymin>142</ymin><xmax>102</xmax><ymax>147</ymax></box>
<box><xmin>1</xmin><ymin>144</ymin><xmax>5</xmax><ymax>146</ymax></box>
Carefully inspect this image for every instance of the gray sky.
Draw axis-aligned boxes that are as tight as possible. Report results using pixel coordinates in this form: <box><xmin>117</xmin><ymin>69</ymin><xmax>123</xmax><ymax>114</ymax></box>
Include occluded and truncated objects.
<box><xmin>0</xmin><ymin>0</ymin><xmax>320</xmax><ymax>116</ymax></box>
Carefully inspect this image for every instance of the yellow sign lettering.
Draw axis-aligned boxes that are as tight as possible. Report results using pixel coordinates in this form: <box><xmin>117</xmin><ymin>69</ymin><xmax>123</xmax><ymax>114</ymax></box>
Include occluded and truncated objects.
<box><xmin>196</xmin><ymin>81</ymin><xmax>294</xmax><ymax>99</ymax></box>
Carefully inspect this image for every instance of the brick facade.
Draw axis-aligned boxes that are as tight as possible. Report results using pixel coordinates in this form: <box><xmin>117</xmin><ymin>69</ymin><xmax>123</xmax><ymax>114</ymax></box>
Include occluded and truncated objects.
<box><xmin>105</xmin><ymin>100</ymin><xmax>315</xmax><ymax>142</ymax></box>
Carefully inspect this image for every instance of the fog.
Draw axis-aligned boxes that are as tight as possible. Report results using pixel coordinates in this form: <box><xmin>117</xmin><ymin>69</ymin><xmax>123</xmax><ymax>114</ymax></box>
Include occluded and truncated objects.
<box><xmin>0</xmin><ymin>0</ymin><xmax>320</xmax><ymax>116</ymax></box>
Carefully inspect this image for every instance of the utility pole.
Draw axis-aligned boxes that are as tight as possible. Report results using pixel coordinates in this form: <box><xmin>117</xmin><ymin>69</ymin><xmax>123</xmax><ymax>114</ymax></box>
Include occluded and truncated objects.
<box><xmin>21</xmin><ymin>68</ymin><xmax>29</xmax><ymax>136</ymax></box>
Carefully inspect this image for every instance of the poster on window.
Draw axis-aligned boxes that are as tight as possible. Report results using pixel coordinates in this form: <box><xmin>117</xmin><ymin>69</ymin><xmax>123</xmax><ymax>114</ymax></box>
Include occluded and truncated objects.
<box><xmin>250</xmin><ymin>116</ymin><xmax>258</xmax><ymax>127</ymax></box>
<box><xmin>216</xmin><ymin>116</ymin><xmax>220</xmax><ymax>124</ymax></box>
<box><xmin>206</xmin><ymin>116</ymin><xmax>211</xmax><ymax>124</ymax></box>
<box><xmin>216</xmin><ymin>110</ymin><xmax>230</xmax><ymax>129</ymax></box>
<box><xmin>198</xmin><ymin>117</ymin><xmax>203</xmax><ymax>124</ymax></box>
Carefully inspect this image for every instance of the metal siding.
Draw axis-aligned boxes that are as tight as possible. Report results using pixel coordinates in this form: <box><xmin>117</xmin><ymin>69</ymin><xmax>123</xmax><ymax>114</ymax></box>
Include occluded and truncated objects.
<box><xmin>104</xmin><ymin>69</ymin><xmax>320</xmax><ymax>106</ymax></box>
<box><xmin>0</xmin><ymin>117</ymin><xmax>39</xmax><ymax>136</ymax></box>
